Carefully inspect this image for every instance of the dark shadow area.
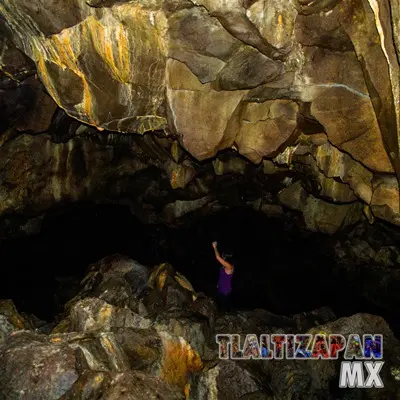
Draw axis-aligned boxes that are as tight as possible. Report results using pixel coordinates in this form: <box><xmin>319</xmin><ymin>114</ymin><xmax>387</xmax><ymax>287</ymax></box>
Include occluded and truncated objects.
<box><xmin>165</xmin><ymin>208</ymin><xmax>400</xmax><ymax>337</ymax></box>
<box><xmin>0</xmin><ymin>203</ymin><xmax>162</xmax><ymax>320</ymax></box>
<box><xmin>0</xmin><ymin>203</ymin><xmax>399</xmax><ymax>338</ymax></box>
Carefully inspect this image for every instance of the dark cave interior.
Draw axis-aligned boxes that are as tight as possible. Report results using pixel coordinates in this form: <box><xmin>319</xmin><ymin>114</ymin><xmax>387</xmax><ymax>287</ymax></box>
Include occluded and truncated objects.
<box><xmin>1</xmin><ymin>202</ymin><xmax>399</xmax><ymax>338</ymax></box>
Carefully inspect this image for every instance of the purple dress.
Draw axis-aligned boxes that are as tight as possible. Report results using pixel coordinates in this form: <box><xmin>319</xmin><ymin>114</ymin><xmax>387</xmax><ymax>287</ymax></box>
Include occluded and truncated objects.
<box><xmin>218</xmin><ymin>268</ymin><xmax>233</xmax><ymax>295</ymax></box>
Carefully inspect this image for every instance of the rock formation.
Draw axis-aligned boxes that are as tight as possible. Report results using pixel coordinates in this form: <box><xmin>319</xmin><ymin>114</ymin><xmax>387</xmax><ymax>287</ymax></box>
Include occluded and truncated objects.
<box><xmin>0</xmin><ymin>254</ymin><xmax>399</xmax><ymax>399</ymax></box>
<box><xmin>1</xmin><ymin>3</ymin><xmax>400</xmax><ymax>398</ymax></box>
<box><xmin>0</xmin><ymin>0</ymin><xmax>400</xmax><ymax>230</ymax></box>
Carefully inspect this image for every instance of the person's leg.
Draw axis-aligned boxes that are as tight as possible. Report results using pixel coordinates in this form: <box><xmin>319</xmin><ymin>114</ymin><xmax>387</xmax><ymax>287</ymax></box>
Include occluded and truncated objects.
<box><xmin>216</xmin><ymin>292</ymin><xmax>231</xmax><ymax>312</ymax></box>
<box><xmin>216</xmin><ymin>292</ymin><xmax>226</xmax><ymax>312</ymax></box>
<box><xmin>224</xmin><ymin>293</ymin><xmax>231</xmax><ymax>312</ymax></box>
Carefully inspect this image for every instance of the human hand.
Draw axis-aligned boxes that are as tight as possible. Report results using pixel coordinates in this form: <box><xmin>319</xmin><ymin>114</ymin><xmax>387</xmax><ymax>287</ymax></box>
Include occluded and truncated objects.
<box><xmin>212</xmin><ymin>241</ymin><xmax>218</xmax><ymax>249</ymax></box>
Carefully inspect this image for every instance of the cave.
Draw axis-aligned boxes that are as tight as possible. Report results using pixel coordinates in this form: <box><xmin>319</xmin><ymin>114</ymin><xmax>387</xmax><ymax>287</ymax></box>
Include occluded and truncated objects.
<box><xmin>2</xmin><ymin>201</ymin><xmax>400</xmax><ymax>338</ymax></box>
<box><xmin>1</xmin><ymin>0</ymin><xmax>400</xmax><ymax>398</ymax></box>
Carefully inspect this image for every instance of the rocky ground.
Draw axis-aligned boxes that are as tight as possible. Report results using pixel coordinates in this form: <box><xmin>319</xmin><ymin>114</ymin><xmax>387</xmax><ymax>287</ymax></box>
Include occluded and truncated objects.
<box><xmin>1</xmin><ymin>254</ymin><xmax>399</xmax><ymax>399</ymax></box>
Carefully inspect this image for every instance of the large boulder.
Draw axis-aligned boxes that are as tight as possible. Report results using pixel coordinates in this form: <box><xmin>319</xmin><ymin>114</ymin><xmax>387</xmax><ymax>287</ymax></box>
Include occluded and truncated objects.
<box><xmin>147</xmin><ymin>263</ymin><xmax>196</xmax><ymax>311</ymax></box>
<box><xmin>69</xmin><ymin>297</ymin><xmax>152</xmax><ymax>333</ymax></box>
<box><xmin>0</xmin><ymin>331</ymin><xmax>79</xmax><ymax>399</ymax></box>
<box><xmin>60</xmin><ymin>370</ymin><xmax>185</xmax><ymax>400</ymax></box>
<box><xmin>189</xmin><ymin>359</ymin><xmax>263</xmax><ymax>400</ymax></box>
<box><xmin>65</xmin><ymin>254</ymin><xmax>150</xmax><ymax>314</ymax></box>
<box><xmin>0</xmin><ymin>325</ymin><xmax>202</xmax><ymax>398</ymax></box>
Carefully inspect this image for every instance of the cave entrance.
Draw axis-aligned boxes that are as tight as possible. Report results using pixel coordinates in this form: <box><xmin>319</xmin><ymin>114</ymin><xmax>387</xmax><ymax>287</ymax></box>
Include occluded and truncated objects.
<box><xmin>0</xmin><ymin>203</ymin><xmax>398</xmax><ymax>338</ymax></box>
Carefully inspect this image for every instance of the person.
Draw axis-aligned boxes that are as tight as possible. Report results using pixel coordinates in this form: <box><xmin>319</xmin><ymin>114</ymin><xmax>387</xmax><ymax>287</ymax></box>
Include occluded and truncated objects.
<box><xmin>212</xmin><ymin>241</ymin><xmax>234</xmax><ymax>312</ymax></box>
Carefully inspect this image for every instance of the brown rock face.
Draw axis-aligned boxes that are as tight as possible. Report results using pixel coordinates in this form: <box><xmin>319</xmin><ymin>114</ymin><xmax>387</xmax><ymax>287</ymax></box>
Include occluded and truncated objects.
<box><xmin>233</xmin><ymin>99</ymin><xmax>298</xmax><ymax>163</ymax></box>
<box><xmin>1</xmin><ymin>0</ymin><xmax>397</xmax><ymax>168</ymax></box>
<box><xmin>0</xmin><ymin>0</ymin><xmax>400</xmax><ymax>227</ymax></box>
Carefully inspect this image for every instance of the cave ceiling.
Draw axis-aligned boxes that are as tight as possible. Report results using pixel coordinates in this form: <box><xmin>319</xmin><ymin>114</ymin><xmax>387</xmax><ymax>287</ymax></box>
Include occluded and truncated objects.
<box><xmin>0</xmin><ymin>0</ymin><xmax>400</xmax><ymax>230</ymax></box>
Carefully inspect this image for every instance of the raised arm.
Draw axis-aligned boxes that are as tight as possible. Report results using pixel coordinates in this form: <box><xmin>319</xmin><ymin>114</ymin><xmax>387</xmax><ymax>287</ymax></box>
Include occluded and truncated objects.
<box><xmin>212</xmin><ymin>242</ymin><xmax>233</xmax><ymax>272</ymax></box>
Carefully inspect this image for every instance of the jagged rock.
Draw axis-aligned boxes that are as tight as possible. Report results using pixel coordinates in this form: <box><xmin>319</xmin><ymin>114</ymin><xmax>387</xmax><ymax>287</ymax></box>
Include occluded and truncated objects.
<box><xmin>144</xmin><ymin>264</ymin><xmax>202</xmax><ymax>330</ymax></box>
<box><xmin>0</xmin><ymin>37</ymin><xmax>36</xmax><ymax>80</ymax></box>
<box><xmin>311</xmin><ymin>142</ymin><xmax>373</xmax><ymax>204</ymax></box>
<box><xmin>278</xmin><ymin>180</ymin><xmax>363</xmax><ymax>234</ymax></box>
<box><xmin>0</xmin><ymin>324</ymin><xmax>201</xmax><ymax>398</ymax></box>
<box><xmin>216</xmin><ymin>46</ymin><xmax>283</xmax><ymax>90</ymax></box>
<box><xmin>374</xmin><ymin>246</ymin><xmax>399</xmax><ymax>267</ymax></box>
<box><xmin>302</xmin><ymin>196</ymin><xmax>363</xmax><ymax>234</ymax></box>
<box><xmin>91</xmin><ymin>276</ymin><xmax>139</xmax><ymax>310</ymax></box>
<box><xmin>149</xmin><ymin>263</ymin><xmax>194</xmax><ymax>294</ymax></box>
<box><xmin>333</xmin><ymin>230</ymin><xmax>400</xmax><ymax>315</ymax></box>
<box><xmin>254</xmin><ymin>313</ymin><xmax>400</xmax><ymax>400</ymax></box>
<box><xmin>55</xmin><ymin>257</ymin><xmax>206</xmax><ymax>382</ymax></box>
<box><xmin>292</xmin><ymin>306</ymin><xmax>336</xmax><ymax>332</ymax></box>
<box><xmin>189</xmin><ymin>359</ymin><xmax>263</xmax><ymax>400</ymax></box>
<box><xmin>59</xmin><ymin>370</ymin><xmax>185</xmax><ymax>400</ymax></box>
<box><xmin>0</xmin><ymin>134</ymin><xmax>167</xmax><ymax>219</ymax></box>
<box><xmin>0</xmin><ymin>331</ymin><xmax>79</xmax><ymax>399</ymax></box>
<box><xmin>306</xmin><ymin>313</ymin><xmax>400</xmax><ymax>399</ymax></box>
<box><xmin>112</xmin><ymin>327</ymin><xmax>162</xmax><ymax>371</ymax></box>
<box><xmin>163</xmin><ymin>196</ymin><xmax>214</xmax><ymax>223</ymax></box>
<box><xmin>0</xmin><ymin>0</ymin><xmax>167</xmax><ymax>133</ymax></box>
<box><xmin>66</xmin><ymin>254</ymin><xmax>149</xmax><ymax>311</ymax></box>
<box><xmin>262</xmin><ymin>159</ymin><xmax>288</xmax><ymax>175</ymax></box>
<box><xmin>302</xmin><ymin>44</ymin><xmax>393</xmax><ymax>173</ymax></box>
<box><xmin>345</xmin><ymin>238</ymin><xmax>376</xmax><ymax>265</ymax></box>
<box><xmin>337</xmin><ymin>0</ymin><xmax>400</xmax><ymax>180</ymax></box>
<box><xmin>69</xmin><ymin>297</ymin><xmax>152</xmax><ymax>333</ymax></box>
<box><xmin>0</xmin><ymin>299</ymin><xmax>32</xmax><ymax>343</ymax></box>
<box><xmin>278</xmin><ymin>180</ymin><xmax>308</xmax><ymax>212</ymax></box>
<box><xmin>276</xmin><ymin>138</ymin><xmax>374</xmax><ymax>204</ymax></box>
<box><xmin>246</xmin><ymin>0</ymin><xmax>297</xmax><ymax>51</ymax></box>
<box><xmin>191</xmin><ymin>292</ymin><xmax>218</xmax><ymax>332</ymax></box>
<box><xmin>164</xmin><ymin>159</ymin><xmax>197</xmax><ymax>189</ymax></box>
<box><xmin>72</xmin><ymin>332</ymin><xmax>132</xmax><ymax>372</ymax></box>
<box><xmin>232</xmin><ymin>99</ymin><xmax>299</xmax><ymax>164</ymax></box>
<box><xmin>215</xmin><ymin>308</ymin><xmax>336</xmax><ymax>340</ymax></box>
<box><xmin>73</xmin><ymin>326</ymin><xmax>202</xmax><ymax>390</ymax></box>
<box><xmin>155</xmin><ymin>310</ymin><xmax>211</xmax><ymax>357</ymax></box>
<box><xmin>295</xmin><ymin>7</ymin><xmax>354</xmax><ymax>52</ymax></box>
<box><xmin>294</xmin><ymin>154</ymin><xmax>358</xmax><ymax>203</ymax></box>
<box><xmin>371</xmin><ymin>175</ymin><xmax>400</xmax><ymax>226</ymax></box>
<box><xmin>213</xmin><ymin>156</ymin><xmax>248</xmax><ymax>176</ymax></box>
<box><xmin>0</xmin><ymin>76</ymin><xmax>57</xmax><ymax>133</ymax></box>
<box><xmin>157</xmin><ymin>329</ymin><xmax>203</xmax><ymax>388</ymax></box>
<box><xmin>167</xmin><ymin>6</ymin><xmax>239</xmax><ymax>83</ymax></box>
<box><xmin>0</xmin><ymin>0</ymin><xmax>400</xmax><ymax>228</ymax></box>
<box><xmin>20</xmin><ymin>312</ymin><xmax>56</xmax><ymax>334</ymax></box>
<box><xmin>166</xmin><ymin>58</ymin><xmax>247</xmax><ymax>160</ymax></box>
